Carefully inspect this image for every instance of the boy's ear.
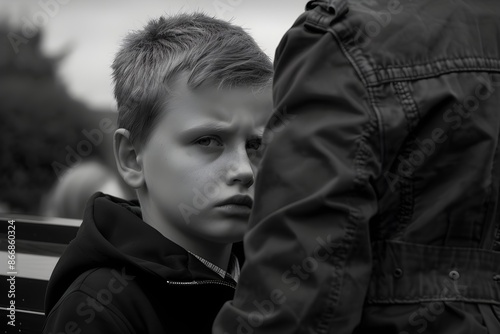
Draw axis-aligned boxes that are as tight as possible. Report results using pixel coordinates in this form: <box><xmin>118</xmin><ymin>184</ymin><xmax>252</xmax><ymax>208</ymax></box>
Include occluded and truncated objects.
<box><xmin>114</xmin><ymin>129</ymin><xmax>144</xmax><ymax>189</ymax></box>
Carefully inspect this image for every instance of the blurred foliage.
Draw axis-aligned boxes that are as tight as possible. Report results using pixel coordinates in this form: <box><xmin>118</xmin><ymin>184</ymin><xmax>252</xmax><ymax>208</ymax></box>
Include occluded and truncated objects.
<box><xmin>0</xmin><ymin>25</ymin><xmax>112</xmax><ymax>214</ymax></box>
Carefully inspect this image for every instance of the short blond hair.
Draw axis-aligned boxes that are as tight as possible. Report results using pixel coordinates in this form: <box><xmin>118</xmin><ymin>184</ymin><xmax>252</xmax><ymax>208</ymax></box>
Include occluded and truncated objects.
<box><xmin>112</xmin><ymin>12</ymin><xmax>273</xmax><ymax>147</ymax></box>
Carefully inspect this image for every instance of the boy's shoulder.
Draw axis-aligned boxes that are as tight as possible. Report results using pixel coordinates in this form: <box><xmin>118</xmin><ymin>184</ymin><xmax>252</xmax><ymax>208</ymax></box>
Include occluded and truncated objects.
<box><xmin>43</xmin><ymin>266</ymin><xmax>169</xmax><ymax>334</ymax></box>
<box><xmin>43</xmin><ymin>267</ymin><xmax>140</xmax><ymax>334</ymax></box>
<box><xmin>43</xmin><ymin>264</ymin><xmax>233</xmax><ymax>334</ymax></box>
<box><xmin>51</xmin><ymin>266</ymin><xmax>145</xmax><ymax>308</ymax></box>
<box><xmin>75</xmin><ymin>267</ymin><xmax>138</xmax><ymax>295</ymax></box>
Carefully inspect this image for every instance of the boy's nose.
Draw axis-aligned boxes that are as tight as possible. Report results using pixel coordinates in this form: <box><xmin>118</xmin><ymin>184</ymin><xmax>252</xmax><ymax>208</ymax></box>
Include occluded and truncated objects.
<box><xmin>226</xmin><ymin>149</ymin><xmax>255</xmax><ymax>188</ymax></box>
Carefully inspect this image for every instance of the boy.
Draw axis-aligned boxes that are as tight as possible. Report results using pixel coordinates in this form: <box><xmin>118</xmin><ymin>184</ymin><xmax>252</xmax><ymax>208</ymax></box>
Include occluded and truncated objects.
<box><xmin>43</xmin><ymin>12</ymin><xmax>272</xmax><ymax>333</ymax></box>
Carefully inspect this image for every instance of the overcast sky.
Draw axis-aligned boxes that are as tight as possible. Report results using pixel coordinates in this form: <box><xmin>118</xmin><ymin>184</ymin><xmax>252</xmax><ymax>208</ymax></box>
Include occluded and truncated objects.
<box><xmin>1</xmin><ymin>0</ymin><xmax>305</xmax><ymax>110</ymax></box>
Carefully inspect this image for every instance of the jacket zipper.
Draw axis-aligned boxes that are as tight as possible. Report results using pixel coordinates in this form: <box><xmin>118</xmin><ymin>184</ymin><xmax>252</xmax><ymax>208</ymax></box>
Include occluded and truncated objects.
<box><xmin>165</xmin><ymin>279</ymin><xmax>236</xmax><ymax>289</ymax></box>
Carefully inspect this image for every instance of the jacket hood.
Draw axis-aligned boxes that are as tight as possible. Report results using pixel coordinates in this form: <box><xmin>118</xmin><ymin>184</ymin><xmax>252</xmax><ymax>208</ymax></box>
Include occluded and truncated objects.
<box><xmin>45</xmin><ymin>192</ymin><xmax>227</xmax><ymax>314</ymax></box>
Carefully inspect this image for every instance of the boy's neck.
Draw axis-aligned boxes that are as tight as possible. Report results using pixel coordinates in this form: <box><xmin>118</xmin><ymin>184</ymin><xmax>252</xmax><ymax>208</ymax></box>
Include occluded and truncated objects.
<box><xmin>141</xmin><ymin>206</ymin><xmax>233</xmax><ymax>271</ymax></box>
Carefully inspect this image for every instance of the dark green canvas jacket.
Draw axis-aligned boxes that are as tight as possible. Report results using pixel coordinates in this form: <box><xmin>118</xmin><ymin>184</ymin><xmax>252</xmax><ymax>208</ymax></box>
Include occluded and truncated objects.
<box><xmin>214</xmin><ymin>0</ymin><xmax>500</xmax><ymax>333</ymax></box>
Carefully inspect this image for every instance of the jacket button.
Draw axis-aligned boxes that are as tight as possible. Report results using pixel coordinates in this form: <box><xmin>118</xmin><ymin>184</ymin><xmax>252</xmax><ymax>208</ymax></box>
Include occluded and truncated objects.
<box><xmin>393</xmin><ymin>268</ymin><xmax>403</xmax><ymax>278</ymax></box>
<box><xmin>449</xmin><ymin>270</ymin><xmax>460</xmax><ymax>280</ymax></box>
<box><xmin>493</xmin><ymin>274</ymin><xmax>500</xmax><ymax>281</ymax></box>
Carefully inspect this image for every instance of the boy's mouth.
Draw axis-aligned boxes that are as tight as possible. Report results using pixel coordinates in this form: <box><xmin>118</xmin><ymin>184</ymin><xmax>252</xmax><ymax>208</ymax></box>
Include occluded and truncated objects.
<box><xmin>214</xmin><ymin>195</ymin><xmax>254</xmax><ymax>209</ymax></box>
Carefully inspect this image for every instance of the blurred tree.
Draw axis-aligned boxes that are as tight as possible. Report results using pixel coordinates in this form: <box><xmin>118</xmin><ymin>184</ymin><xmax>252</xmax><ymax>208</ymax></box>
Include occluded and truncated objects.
<box><xmin>0</xmin><ymin>25</ymin><xmax>110</xmax><ymax>214</ymax></box>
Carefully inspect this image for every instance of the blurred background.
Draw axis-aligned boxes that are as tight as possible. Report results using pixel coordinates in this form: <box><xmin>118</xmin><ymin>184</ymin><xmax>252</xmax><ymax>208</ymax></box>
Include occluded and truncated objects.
<box><xmin>0</xmin><ymin>0</ymin><xmax>306</xmax><ymax>218</ymax></box>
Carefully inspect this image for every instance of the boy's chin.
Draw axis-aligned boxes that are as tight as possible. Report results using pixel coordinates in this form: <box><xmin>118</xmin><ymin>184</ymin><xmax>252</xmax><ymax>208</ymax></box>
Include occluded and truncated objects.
<box><xmin>199</xmin><ymin>230</ymin><xmax>245</xmax><ymax>245</ymax></box>
<box><xmin>188</xmin><ymin>216</ymin><xmax>247</xmax><ymax>244</ymax></box>
<box><xmin>196</xmin><ymin>226</ymin><xmax>245</xmax><ymax>245</ymax></box>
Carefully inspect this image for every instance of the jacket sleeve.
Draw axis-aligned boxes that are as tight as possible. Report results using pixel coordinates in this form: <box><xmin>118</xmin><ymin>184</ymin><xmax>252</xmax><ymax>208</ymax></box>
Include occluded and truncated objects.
<box><xmin>43</xmin><ymin>291</ymin><xmax>134</xmax><ymax>334</ymax></box>
<box><xmin>213</xmin><ymin>8</ymin><xmax>382</xmax><ymax>334</ymax></box>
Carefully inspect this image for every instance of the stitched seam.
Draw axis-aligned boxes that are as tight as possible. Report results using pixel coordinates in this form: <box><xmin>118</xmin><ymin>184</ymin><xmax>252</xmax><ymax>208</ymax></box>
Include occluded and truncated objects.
<box><xmin>367</xmin><ymin>86</ymin><xmax>386</xmax><ymax>168</ymax></box>
<box><xmin>490</xmin><ymin>117</ymin><xmax>500</xmax><ymax>251</ymax></box>
<box><xmin>366</xmin><ymin>58</ymin><xmax>500</xmax><ymax>77</ymax></box>
<box><xmin>368</xmin><ymin>65</ymin><xmax>500</xmax><ymax>86</ymax></box>
<box><xmin>392</xmin><ymin>82</ymin><xmax>419</xmax><ymax>236</ymax></box>
<box><xmin>374</xmin><ymin>57</ymin><xmax>500</xmax><ymax>71</ymax></box>
<box><xmin>492</xmin><ymin>110</ymin><xmax>500</xmax><ymax>250</ymax></box>
<box><xmin>315</xmin><ymin>214</ymin><xmax>360</xmax><ymax>334</ymax></box>
<box><xmin>325</xmin><ymin>28</ymin><xmax>385</xmax><ymax>164</ymax></box>
<box><xmin>314</xmin><ymin>89</ymin><xmax>379</xmax><ymax>334</ymax></box>
<box><xmin>333</xmin><ymin>20</ymin><xmax>372</xmax><ymax>87</ymax></box>
<box><xmin>367</xmin><ymin>297</ymin><xmax>500</xmax><ymax>305</ymax></box>
<box><xmin>394</xmin><ymin>82</ymin><xmax>421</xmax><ymax>126</ymax></box>
<box><xmin>329</xmin><ymin>21</ymin><xmax>387</xmax><ymax>166</ymax></box>
<box><xmin>354</xmin><ymin>117</ymin><xmax>379</xmax><ymax>186</ymax></box>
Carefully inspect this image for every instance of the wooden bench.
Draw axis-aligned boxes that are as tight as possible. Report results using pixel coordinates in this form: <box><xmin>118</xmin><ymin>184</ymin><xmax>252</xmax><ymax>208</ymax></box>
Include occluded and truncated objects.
<box><xmin>1</xmin><ymin>215</ymin><xmax>80</xmax><ymax>333</ymax></box>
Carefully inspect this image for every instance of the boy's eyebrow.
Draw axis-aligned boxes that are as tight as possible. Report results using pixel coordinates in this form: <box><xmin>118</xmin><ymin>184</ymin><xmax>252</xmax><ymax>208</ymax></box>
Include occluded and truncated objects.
<box><xmin>179</xmin><ymin>122</ymin><xmax>265</xmax><ymax>139</ymax></box>
<box><xmin>181</xmin><ymin>122</ymin><xmax>233</xmax><ymax>136</ymax></box>
<box><xmin>250</xmin><ymin>128</ymin><xmax>265</xmax><ymax>139</ymax></box>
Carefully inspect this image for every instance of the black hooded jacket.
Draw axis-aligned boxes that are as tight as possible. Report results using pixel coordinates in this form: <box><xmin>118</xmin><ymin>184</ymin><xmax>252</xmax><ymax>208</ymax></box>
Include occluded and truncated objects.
<box><xmin>43</xmin><ymin>192</ymin><xmax>238</xmax><ymax>334</ymax></box>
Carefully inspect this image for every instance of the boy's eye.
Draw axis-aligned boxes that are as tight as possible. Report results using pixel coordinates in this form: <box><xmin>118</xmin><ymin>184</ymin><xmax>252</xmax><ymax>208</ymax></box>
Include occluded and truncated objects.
<box><xmin>246</xmin><ymin>138</ymin><xmax>262</xmax><ymax>151</ymax></box>
<box><xmin>195</xmin><ymin>136</ymin><xmax>223</xmax><ymax>147</ymax></box>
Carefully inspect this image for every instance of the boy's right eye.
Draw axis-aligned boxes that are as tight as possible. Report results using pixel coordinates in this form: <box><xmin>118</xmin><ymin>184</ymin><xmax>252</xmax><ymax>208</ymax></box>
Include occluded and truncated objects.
<box><xmin>195</xmin><ymin>136</ymin><xmax>223</xmax><ymax>147</ymax></box>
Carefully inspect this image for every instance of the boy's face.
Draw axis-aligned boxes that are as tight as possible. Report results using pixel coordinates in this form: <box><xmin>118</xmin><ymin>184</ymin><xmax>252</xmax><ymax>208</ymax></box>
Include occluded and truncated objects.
<box><xmin>139</xmin><ymin>84</ymin><xmax>272</xmax><ymax>244</ymax></box>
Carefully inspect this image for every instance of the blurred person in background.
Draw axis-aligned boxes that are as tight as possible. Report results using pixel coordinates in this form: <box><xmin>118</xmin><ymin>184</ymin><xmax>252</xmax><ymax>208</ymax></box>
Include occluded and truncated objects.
<box><xmin>41</xmin><ymin>160</ymin><xmax>130</xmax><ymax>219</ymax></box>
